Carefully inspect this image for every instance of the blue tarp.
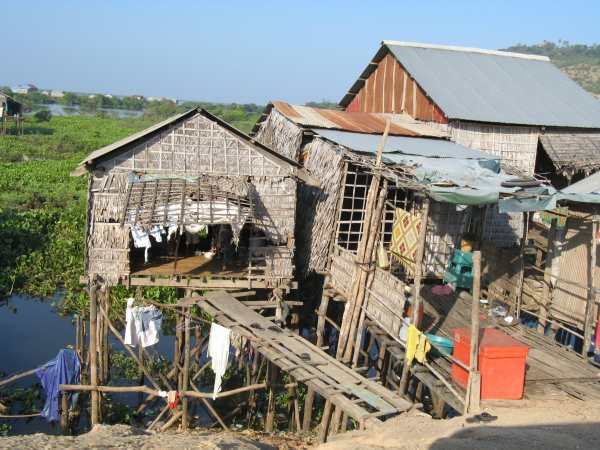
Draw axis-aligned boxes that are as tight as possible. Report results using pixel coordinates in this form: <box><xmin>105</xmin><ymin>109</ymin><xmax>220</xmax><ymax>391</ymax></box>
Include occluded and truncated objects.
<box><xmin>36</xmin><ymin>349</ymin><xmax>81</xmax><ymax>422</ymax></box>
<box><xmin>498</xmin><ymin>172</ymin><xmax>600</xmax><ymax>213</ymax></box>
<box><xmin>316</xmin><ymin>129</ymin><xmax>529</xmax><ymax>206</ymax></box>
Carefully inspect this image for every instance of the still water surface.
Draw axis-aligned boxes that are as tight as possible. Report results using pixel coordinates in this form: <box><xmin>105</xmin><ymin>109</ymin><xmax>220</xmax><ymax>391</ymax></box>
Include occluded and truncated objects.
<box><xmin>0</xmin><ymin>294</ymin><xmax>179</xmax><ymax>435</ymax></box>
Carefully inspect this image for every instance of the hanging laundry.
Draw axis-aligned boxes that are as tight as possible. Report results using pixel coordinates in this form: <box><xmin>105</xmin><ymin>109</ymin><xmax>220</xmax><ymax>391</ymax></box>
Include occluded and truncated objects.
<box><xmin>131</xmin><ymin>226</ymin><xmax>152</xmax><ymax>263</ymax></box>
<box><xmin>405</xmin><ymin>325</ymin><xmax>431</xmax><ymax>364</ymax></box>
<box><xmin>36</xmin><ymin>349</ymin><xmax>81</xmax><ymax>422</ymax></box>
<box><xmin>208</xmin><ymin>322</ymin><xmax>231</xmax><ymax>400</ymax></box>
<box><xmin>124</xmin><ymin>298</ymin><xmax>163</xmax><ymax>348</ymax></box>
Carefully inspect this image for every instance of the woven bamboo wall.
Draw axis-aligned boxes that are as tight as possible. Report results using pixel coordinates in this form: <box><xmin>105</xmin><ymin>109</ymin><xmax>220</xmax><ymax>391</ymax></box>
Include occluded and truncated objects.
<box><xmin>329</xmin><ymin>246</ymin><xmax>355</xmax><ymax>298</ymax></box>
<box><xmin>98</xmin><ymin>114</ymin><xmax>288</xmax><ymax>177</ymax></box>
<box><xmin>365</xmin><ymin>267</ymin><xmax>407</xmax><ymax>337</ymax></box>
<box><xmin>330</xmin><ymin>245</ymin><xmax>407</xmax><ymax>337</ymax></box>
<box><xmin>249</xmin><ymin>176</ymin><xmax>296</xmax><ymax>245</ymax></box>
<box><xmin>433</xmin><ymin>120</ymin><xmax>541</xmax><ymax>247</ymax></box>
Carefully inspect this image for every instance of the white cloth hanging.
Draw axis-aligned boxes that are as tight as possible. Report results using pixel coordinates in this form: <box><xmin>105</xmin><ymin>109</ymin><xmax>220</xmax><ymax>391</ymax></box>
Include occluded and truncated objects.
<box><xmin>124</xmin><ymin>297</ymin><xmax>163</xmax><ymax>348</ymax></box>
<box><xmin>131</xmin><ymin>226</ymin><xmax>151</xmax><ymax>263</ymax></box>
<box><xmin>208</xmin><ymin>322</ymin><xmax>231</xmax><ymax>400</ymax></box>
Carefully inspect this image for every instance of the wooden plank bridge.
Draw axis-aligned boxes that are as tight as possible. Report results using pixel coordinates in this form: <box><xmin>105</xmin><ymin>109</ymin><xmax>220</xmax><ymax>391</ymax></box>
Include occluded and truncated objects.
<box><xmin>200</xmin><ymin>291</ymin><xmax>412</xmax><ymax>427</ymax></box>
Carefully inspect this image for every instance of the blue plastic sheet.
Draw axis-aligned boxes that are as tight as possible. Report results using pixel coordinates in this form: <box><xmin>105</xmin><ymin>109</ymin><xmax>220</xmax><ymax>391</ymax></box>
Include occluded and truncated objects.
<box><xmin>36</xmin><ymin>348</ymin><xmax>81</xmax><ymax>422</ymax></box>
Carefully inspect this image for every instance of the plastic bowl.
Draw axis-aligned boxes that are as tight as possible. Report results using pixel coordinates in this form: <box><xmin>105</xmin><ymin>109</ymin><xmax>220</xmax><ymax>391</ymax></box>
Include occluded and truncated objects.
<box><xmin>426</xmin><ymin>333</ymin><xmax>454</xmax><ymax>355</ymax></box>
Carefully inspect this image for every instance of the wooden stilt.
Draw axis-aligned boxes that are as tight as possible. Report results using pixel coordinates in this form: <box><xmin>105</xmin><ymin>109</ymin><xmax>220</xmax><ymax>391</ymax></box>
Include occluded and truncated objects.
<box><xmin>330</xmin><ymin>406</ymin><xmax>342</xmax><ymax>435</ymax></box>
<box><xmin>398</xmin><ymin>198</ymin><xmax>430</xmax><ymax>394</ymax></box>
<box><xmin>466</xmin><ymin>251</ymin><xmax>482</xmax><ymax>413</ymax></box>
<box><xmin>89</xmin><ymin>282</ymin><xmax>99</xmax><ymax>426</ymax></box>
<box><xmin>515</xmin><ymin>212</ymin><xmax>529</xmax><ymax>319</ymax></box>
<box><xmin>173</xmin><ymin>307</ymin><xmax>182</xmax><ymax>383</ymax></box>
<box><xmin>584</xmin><ymin>215</ymin><xmax>598</xmax><ymax>355</ymax></box>
<box><xmin>539</xmin><ymin>218</ymin><xmax>558</xmax><ymax>334</ymax></box>
<box><xmin>60</xmin><ymin>392</ymin><xmax>69</xmax><ymax>434</ymax></box>
<box><xmin>181</xmin><ymin>305</ymin><xmax>191</xmax><ymax>430</ymax></box>
<box><xmin>303</xmin><ymin>290</ymin><xmax>330</xmax><ymax>431</ymax></box>
<box><xmin>318</xmin><ymin>399</ymin><xmax>333</xmax><ymax>443</ymax></box>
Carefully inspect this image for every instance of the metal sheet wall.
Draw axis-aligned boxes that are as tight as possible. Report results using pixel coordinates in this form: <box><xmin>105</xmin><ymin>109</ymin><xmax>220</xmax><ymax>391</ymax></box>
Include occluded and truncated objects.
<box><xmin>345</xmin><ymin>51</ymin><xmax>447</xmax><ymax>123</ymax></box>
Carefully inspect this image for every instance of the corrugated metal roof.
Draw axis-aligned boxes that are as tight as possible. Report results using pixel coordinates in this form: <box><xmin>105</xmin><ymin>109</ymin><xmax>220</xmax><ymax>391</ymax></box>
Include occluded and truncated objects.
<box><xmin>315</xmin><ymin>129</ymin><xmax>496</xmax><ymax>160</ymax></box>
<box><xmin>540</xmin><ymin>133</ymin><xmax>600</xmax><ymax>172</ymax></box>
<box><xmin>259</xmin><ymin>101</ymin><xmax>447</xmax><ymax>138</ymax></box>
<box><xmin>342</xmin><ymin>41</ymin><xmax>600</xmax><ymax>128</ymax></box>
<box><xmin>385</xmin><ymin>41</ymin><xmax>600</xmax><ymax>128</ymax></box>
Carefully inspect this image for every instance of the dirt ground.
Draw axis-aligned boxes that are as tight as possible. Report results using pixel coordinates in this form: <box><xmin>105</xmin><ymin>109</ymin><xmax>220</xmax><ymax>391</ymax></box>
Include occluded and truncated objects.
<box><xmin>0</xmin><ymin>424</ymin><xmax>311</xmax><ymax>450</ymax></box>
<box><xmin>318</xmin><ymin>399</ymin><xmax>600</xmax><ymax>450</ymax></box>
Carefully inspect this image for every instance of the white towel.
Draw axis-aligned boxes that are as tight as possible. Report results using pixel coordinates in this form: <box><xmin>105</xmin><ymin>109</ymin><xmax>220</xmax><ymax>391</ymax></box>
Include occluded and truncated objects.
<box><xmin>124</xmin><ymin>297</ymin><xmax>163</xmax><ymax>348</ymax></box>
<box><xmin>208</xmin><ymin>323</ymin><xmax>231</xmax><ymax>400</ymax></box>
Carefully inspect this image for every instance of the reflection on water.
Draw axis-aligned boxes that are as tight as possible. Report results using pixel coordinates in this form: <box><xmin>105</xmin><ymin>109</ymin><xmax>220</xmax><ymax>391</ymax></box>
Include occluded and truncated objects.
<box><xmin>0</xmin><ymin>294</ymin><xmax>73</xmax><ymax>435</ymax></box>
<box><xmin>30</xmin><ymin>104</ymin><xmax>144</xmax><ymax>119</ymax></box>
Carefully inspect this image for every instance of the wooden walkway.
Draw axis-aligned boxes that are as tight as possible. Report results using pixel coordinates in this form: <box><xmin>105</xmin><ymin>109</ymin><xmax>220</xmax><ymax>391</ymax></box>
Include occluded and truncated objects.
<box><xmin>200</xmin><ymin>291</ymin><xmax>412</xmax><ymax>425</ymax></box>
<box><xmin>421</xmin><ymin>288</ymin><xmax>600</xmax><ymax>403</ymax></box>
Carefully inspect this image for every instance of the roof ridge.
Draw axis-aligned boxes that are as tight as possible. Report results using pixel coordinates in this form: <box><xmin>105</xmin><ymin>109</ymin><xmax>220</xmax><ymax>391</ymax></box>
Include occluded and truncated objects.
<box><xmin>382</xmin><ymin>40</ymin><xmax>550</xmax><ymax>62</ymax></box>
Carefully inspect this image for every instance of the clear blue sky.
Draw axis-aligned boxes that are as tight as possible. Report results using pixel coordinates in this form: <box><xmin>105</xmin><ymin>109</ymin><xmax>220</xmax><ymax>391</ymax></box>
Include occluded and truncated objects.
<box><xmin>3</xmin><ymin>1</ymin><xmax>600</xmax><ymax>104</ymax></box>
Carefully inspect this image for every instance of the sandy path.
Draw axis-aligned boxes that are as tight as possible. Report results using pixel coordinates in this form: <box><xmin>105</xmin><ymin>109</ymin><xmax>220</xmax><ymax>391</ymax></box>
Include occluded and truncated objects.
<box><xmin>318</xmin><ymin>400</ymin><xmax>600</xmax><ymax>450</ymax></box>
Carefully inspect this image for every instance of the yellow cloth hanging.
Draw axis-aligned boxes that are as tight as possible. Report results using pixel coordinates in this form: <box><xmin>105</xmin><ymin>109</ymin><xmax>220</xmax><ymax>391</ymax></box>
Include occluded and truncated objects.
<box><xmin>405</xmin><ymin>324</ymin><xmax>431</xmax><ymax>364</ymax></box>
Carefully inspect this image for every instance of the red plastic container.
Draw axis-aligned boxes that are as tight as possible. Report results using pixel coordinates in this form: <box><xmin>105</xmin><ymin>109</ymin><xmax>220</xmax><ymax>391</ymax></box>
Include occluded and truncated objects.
<box><xmin>452</xmin><ymin>328</ymin><xmax>529</xmax><ymax>400</ymax></box>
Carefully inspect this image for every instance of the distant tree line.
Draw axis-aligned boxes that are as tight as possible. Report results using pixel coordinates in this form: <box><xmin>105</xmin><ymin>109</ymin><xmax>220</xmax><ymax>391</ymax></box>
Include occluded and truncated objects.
<box><xmin>503</xmin><ymin>40</ymin><xmax>600</xmax><ymax>68</ymax></box>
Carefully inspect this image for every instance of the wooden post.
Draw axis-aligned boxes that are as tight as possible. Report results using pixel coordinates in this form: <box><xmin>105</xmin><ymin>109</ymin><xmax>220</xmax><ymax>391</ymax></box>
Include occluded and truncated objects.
<box><xmin>330</xmin><ymin>406</ymin><xmax>343</xmax><ymax>435</ymax></box>
<box><xmin>342</xmin><ymin>181</ymin><xmax>389</xmax><ymax>363</ymax></box>
<box><xmin>398</xmin><ymin>198</ymin><xmax>430</xmax><ymax>394</ymax></box>
<box><xmin>584</xmin><ymin>216</ymin><xmax>598</xmax><ymax>355</ymax></box>
<box><xmin>102</xmin><ymin>290</ymin><xmax>110</xmax><ymax>384</ymax></box>
<box><xmin>265</xmin><ymin>362</ymin><xmax>277</xmax><ymax>432</ymax></box>
<box><xmin>181</xmin><ymin>307</ymin><xmax>191</xmax><ymax>430</ymax></box>
<box><xmin>515</xmin><ymin>212</ymin><xmax>529</xmax><ymax>319</ymax></box>
<box><xmin>337</xmin><ymin>122</ymin><xmax>391</xmax><ymax>362</ymax></box>
<box><xmin>466</xmin><ymin>250</ymin><xmax>482</xmax><ymax>413</ymax></box>
<box><xmin>318</xmin><ymin>399</ymin><xmax>333</xmax><ymax>443</ymax></box>
<box><xmin>303</xmin><ymin>290</ymin><xmax>330</xmax><ymax>431</ymax></box>
<box><xmin>60</xmin><ymin>392</ymin><xmax>69</xmax><ymax>434</ymax></box>
<box><xmin>173</xmin><ymin>308</ymin><xmax>182</xmax><ymax>383</ymax></box>
<box><xmin>89</xmin><ymin>282</ymin><xmax>99</xmax><ymax>426</ymax></box>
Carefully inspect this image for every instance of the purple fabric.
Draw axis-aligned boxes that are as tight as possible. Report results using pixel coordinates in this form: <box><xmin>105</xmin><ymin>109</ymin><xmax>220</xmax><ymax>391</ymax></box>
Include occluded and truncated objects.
<box><xmin>35</xmin><ymin>349</ymin><xmax>80</xmax><ymax>422</ymax></box>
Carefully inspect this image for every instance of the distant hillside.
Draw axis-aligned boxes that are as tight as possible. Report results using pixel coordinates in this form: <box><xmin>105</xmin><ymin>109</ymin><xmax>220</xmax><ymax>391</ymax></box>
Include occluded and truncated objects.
<box><xmin>503</xmin><ymin>41</ymin><xmax>600</xmax><ymax>97</ymax></box>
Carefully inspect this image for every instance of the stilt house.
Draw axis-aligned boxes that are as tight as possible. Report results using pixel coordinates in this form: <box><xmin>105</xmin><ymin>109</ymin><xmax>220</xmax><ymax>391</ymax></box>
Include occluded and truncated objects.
<box><xmin>253</xmin><ymin>102</ymin><xmax>525</xmax><ymax>282</ymax></box>
<box><xmin>75</xmin><ymin>108</ymin><xmax>315</xmax><ymax>292</ymax></box>
<box><xmin>339</xmin><ymin>41</ymin><xmax>600</xmax><ymax>245</ymax></box>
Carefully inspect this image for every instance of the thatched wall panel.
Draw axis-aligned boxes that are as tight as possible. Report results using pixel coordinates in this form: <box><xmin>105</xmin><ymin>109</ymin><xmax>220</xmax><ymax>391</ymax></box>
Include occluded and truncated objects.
<box><xmin>91</xmin><ymin>192</ymin><xmax>124</xmax><ymax>223</ymax></box>
<box><xmin>297</xmin><ymin>138</ymin><xmax>346</xmax><ymax>276</ymax></box>
<box><xmin>253</xmin><ymin>109</ymin><xmax>304</xmax><ymax>161</ymax></box>
<box><xmin>87</xmin><ymin>222</ymin><xmax>130</xmax><ymax>285</ymax></box>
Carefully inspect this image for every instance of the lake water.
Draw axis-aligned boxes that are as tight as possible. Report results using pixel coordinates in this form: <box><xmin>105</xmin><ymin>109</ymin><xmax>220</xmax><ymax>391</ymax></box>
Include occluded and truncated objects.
<box><xmin>30</xmin><ymin>104</ymin><xmax>144</xmax><ymax>119</ymax></box>
<box><xmin>0</xmin><ymin>294</ymin><xmax>182</xmax><ymax>435</ymax></box>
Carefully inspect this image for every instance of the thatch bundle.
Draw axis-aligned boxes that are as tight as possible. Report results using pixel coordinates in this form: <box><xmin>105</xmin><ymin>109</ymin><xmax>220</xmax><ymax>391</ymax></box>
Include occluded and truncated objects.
<box><xmin>253</xmin><ymin>109</ymin><xmax>304</xmax><ymax>161</ymax></box>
